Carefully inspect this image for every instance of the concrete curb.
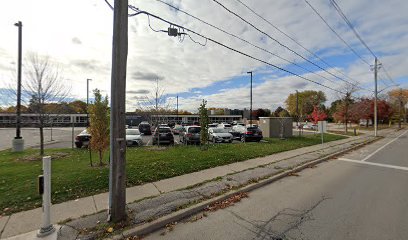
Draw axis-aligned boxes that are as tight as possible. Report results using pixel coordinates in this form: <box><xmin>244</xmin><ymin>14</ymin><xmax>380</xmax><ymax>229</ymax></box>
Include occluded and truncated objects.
<box><xmin>107</xmin><ymin>137</ymin><xmax>379</xmax><ymax>239</ymax></box>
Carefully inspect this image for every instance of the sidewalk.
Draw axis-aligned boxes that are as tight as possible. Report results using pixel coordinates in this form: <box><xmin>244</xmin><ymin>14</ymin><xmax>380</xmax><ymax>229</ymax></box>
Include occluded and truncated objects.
<box><xmin>0</xmin><ymin>131</ymin><xmax>386</xmax><ymax>239</ymax></box>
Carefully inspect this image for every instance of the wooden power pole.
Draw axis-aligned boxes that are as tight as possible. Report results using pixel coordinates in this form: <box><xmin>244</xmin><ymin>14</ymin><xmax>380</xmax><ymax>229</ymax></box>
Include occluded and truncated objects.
<box><xmin>108</xmin><ymin>0</ymin><xmax>128</xmax><ymax>222</ymax></box>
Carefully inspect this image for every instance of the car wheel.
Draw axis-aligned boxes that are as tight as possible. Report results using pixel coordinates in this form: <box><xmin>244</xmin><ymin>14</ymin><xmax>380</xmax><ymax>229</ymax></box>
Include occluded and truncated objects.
<box><xmin>75</xmin><ymin>143</ymin><xmax>82</xmax><ymax>148</ymax></box>
<box><xmin>212</xmin><ymin>138</ymin><xmax>216</xmax><ymax>144</ymax></box>
<box><xmin>240</xmin><ymin>136</ymin><xmax>245</xmax><ymax>142</ymax></box>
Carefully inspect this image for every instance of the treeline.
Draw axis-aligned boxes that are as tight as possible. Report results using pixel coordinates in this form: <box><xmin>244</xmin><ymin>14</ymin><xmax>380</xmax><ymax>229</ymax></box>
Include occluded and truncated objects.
<box><xmin>0</xmin><ymin>100</ymin><xmax>88</xmax><ymax>114</ymax></box>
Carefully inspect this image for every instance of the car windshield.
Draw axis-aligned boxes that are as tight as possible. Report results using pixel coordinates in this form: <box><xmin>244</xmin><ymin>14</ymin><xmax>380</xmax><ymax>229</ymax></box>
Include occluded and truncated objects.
<box><xmin>223</xmin><ymin>124</ymin><xmax>232</xmax><ymax>128</ymax></box>
<box><xmin>213</xmin><ymin>128</ymin><xmax>229</xmax><ymax>133</ymax></box>
<box><xmin>159</xmin><ymin>128</ymin><xmax>171</xmax><ymax>133</ymax></box>
<box><xmin>126</xmin><ymin>129</ymin><xmax>140</xmax><ymax>135</ymax></box>
<box><xmin>188</xmin><ymin>127</ymin><xmax>201</xmax><ymax>133</ymax></box>
<box><xmin>247</xmin><ymin>127</ymin><xmax>259</xmax><ymax>131</ymax></box>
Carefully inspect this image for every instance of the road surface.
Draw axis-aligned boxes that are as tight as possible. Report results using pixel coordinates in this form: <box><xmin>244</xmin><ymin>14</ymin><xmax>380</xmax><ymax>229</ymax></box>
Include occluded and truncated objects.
<box><xmin>146</xmin><ymin>129</ymin><xmax>408</xmax><ymax>240</ymax></box>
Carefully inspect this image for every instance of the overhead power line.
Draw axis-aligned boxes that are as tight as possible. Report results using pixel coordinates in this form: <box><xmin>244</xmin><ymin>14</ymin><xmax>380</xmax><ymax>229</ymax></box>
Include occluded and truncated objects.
<box><xmin>233</xmin><ymin>0</ymin><xmax>359</xmax><ymax>85</ymax></box>
<box><xmin>329</xmin><ymin>0</ymin><xmax>377</xmax><ymax>58</ymax></box>
<box><xmin>328</xmin><ymin>0</ymin><xmax>399</xmax><ymax>88</ymax></box>
<box><xmin>303</xmin><ymin>0</ymin><xmax>371</xmax><ymax>66</ymax></box>
<box><xmin>124</xmin><ymin>6</ymin><xmax>347</xmax><ymax>95</ymax></box>
<box><xmin>210</xmin><ymin>0</ymin><xmax>365</xmax><ymax>90</ymax></box>
<box><xmin>154</xmin><ymin>0</ymin><xmax>358</xmax><ymax>88</ymax></box>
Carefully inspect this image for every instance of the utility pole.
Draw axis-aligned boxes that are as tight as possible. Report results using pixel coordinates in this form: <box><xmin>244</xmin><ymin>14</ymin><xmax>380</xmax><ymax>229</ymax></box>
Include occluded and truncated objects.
<box><xmin>296</xmin><ymin>90</ymin><xmax>300</xmax><ymax>136</ymax></box>
<box><xmin>12</xmin><ymin>21</ymin><xmax>24</xmax><ymax>152</ymax></box>
<box><xmin>399</xmin><ymin>88</ymin><xmax>402</xmax><ymax>129</ymax></box>
<box><xmin>374</xmin><ymin>57</ymin><xmax>378</xmax><ymax>137</ymax></box>
<box><xmin>247</xmin><ymin>71</ymin><xmax>253</xmax><ymax>126</ymax></box>
<box><xmin>108</xmin><ymin>0</ymin><xmax>128</xmax><ymax>222</ymax></box>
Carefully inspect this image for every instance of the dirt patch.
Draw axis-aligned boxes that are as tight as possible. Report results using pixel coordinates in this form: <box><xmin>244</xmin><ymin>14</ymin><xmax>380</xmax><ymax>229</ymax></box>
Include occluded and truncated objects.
<box><xmin>16</xmin><ymin>152</ymin><xmax>70</xmax><ymax>162</ymax></box>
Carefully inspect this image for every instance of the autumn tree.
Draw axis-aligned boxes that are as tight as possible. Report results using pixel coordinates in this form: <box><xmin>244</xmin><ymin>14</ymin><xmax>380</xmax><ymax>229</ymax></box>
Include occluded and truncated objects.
<box><xmin>23</xmin><ymin>53</ymin><xmax>70</xmax><ymax>155</ymax></box>
<box><xmin>285</xmin><ymin>90</ymin><xmax>326</xmax><ymax>119</ymax></box>
<box><xmin>88</xmin><ymin>89</ymin><xmax>109</xmax><ymax>166</ymax></box>
<box><xmin>308</xmin><ymin>106</ymin><xmax>327</xmax><ymax>124</ymax></box>
<box><xmin>69</xmin><ymin>100</ymin><xmax>87</xmax><ymax>113</ymax></box>
<box><xmin>388</xmin><ymin>88</ymin><xmax>408</xmax><ymax>126</ymax></box>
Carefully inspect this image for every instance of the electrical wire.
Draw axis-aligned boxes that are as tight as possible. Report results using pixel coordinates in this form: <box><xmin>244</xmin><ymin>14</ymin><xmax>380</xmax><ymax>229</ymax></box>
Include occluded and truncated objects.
<box><xmin>233</xmin><ymin>0</ymin><xmax>360</xmax><ymax>85</ymax></box>
<box><xmin>329</xmin><ymin>0</ymin><xmax>377</xmax><ymax>58</ymax></box>
<box><xmin>210</xmin><ymin>0</ymin><xmax>366</xmax><ymax>90</ymax></box>
<box><xmin>154</xmin><ymin>0</ymin><xmax>353</xmax><ymax>88</ymax></box>
<box><xmin>147</xmin><ymin>14</ymin><xmax>167</xmax><ymax>33</ymax></box>
<box><xmin>126</xmin><ymin>6</ymin><xmax>347</xmax><ymax>95</ymax></box>
<box><xmin>303</xmin><ymin>0</ymin><xmax>371</xmax><ymax>66</ymax></box>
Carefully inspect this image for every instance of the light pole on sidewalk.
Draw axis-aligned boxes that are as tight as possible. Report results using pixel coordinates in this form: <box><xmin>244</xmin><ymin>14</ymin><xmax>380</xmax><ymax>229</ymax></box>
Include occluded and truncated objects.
<box><xmin>12</xmin><ymin>21</ymin><xmax>24</xmax><ymax>152</ymax></box>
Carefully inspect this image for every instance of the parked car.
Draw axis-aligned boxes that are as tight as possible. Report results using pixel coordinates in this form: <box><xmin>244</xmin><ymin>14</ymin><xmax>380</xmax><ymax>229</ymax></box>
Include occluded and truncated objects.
<box><xmin>75</xmin><ymin>129</ymin><xmax>91</xmax><ymax>148</ymax></box>
<box><xmin>152</xmin><ymin>127</ymin><xmax>174</xmax><ymax>145</ymax></box>
<box><xmin>233</xmin><ymin>125</ymin><xmax>263</xmax><ymax>142</ymax></box>
<box><xmin>209</xmin><ymin>128</ymin><xmax>233</xmax><ymax>143</ymax></box>
<box><xmin>218</xmin><ymin>123</ymin><xmax>233</xmax><ymax>132</ymax></box>
<box><xmin>302</xmin><ymin>124</ymin><xmax>318</xmax><ymax>130</ymax></box>
<box><xmin>138</xmin><ymin>122</ymin><xmax>152</xmax><ymax>135</ymax></box>
<box><xmin>180</xmin><ymin>126</ymin><xmax>201</xmax><ymax>145</ymax></box>
<box><xmin>126</xmin><ymin>129</ymin><xmax>143</xmax><ymax>146</ymax></box>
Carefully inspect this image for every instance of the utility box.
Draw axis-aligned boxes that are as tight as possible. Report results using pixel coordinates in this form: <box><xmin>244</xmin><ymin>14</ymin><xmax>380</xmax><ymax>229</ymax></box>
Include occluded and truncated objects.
<box><xmin>259</xmin><ymin>117</ymin><xmax>293</xmax><ymax>138</ymax></box>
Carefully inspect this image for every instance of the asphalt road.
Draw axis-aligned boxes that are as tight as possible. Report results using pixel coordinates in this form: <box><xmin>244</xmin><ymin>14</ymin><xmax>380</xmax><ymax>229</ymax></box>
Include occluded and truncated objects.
<box><xmin>0</xmin><ymin>127</ymin><xmax>84</xmax><ymax>150</ymax></box>
<box><xmin>145</xmin><ymin>129</ymin><xmax>408</xmax><ymax>240</ymax></box>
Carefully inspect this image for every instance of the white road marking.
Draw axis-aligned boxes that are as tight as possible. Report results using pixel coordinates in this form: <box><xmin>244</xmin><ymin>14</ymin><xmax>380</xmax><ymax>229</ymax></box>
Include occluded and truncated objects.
<box><xmin>361</xmin><ymin>130</ymin><xmax>408</xmax><ymax>161</ymax></box>
<box><xmin>338</xmin><ymin>158</ymin><xmax>408</xmax><ymax>171</ymax></box>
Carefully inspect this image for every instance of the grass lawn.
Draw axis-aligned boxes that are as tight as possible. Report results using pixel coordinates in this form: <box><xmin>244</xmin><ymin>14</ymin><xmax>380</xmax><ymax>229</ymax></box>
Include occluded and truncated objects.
<box><xmin>0</xmin><ymin>133</ymin><xmax>345</xmax><ymax>215</ymax></box>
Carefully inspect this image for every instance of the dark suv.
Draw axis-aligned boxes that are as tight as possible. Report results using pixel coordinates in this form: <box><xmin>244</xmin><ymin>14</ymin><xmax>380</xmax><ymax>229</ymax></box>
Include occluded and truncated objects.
<box><xmin>233</xmin><ymin>125</ymin><xmax>263</xmax><ymax>142</ymax></box>
<box><xmin>152</xmin><ymin>127</ymin><xmax>174</xmax><ymax>145</ymax></box>
<box><xmin>138</xmin><ymin>122</ymin><xmax>152</xmax><ymax>135</ymax></box>
<box><xmin>180</xmin><ymin>126</ymin><xmax>201</xmax><ymax>145</ymax></box>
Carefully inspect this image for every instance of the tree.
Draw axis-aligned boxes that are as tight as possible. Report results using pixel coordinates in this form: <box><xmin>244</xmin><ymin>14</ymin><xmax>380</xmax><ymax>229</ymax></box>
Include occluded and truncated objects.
<box><xmin>69</xmin><ymin>100</ymin><xmax>87</xmax><ymax>113</ymax></box>
<box><xmin>308</xmin><ymin>106</ymin><xmax>327</xmax><ymax>124</ymax></box>
<box><xmin>198</xmin><ymin>99</ymin><xmax>209</xmax><ymax>148</ymax></box>
<box><xmin>88</xmin><ymin>89</ymin><xmax>109</xmax><ymax>166</ymax></box>
<box><xmin>285</xmin><ymin>90</ymin><xmax>326</xmax><ymax>118</ymax></box>
<box><xmin>136</xmin><ymin>78</ymin><xmax>174</xmax><ymax>131</ymax></box>
<box><xmin>253</xmin><ymin>108</ymin><xmax>271</xmax><ymax>119</ymax></box>
<box><xmin>388</xmin><ymin>88</ymin><xmax>408</xmax><ymax>126</ymax></box>
<box><xmin>23</xmin><ymin>53</ymin><xmax>70</xmax><ymax>155</ymax></box>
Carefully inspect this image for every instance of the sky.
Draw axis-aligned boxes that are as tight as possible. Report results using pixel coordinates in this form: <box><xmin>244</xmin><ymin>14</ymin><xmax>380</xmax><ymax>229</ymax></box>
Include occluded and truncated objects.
<box><xmin>0</xmin><ymin>0</ymin><xmax>407</xmax><ymax>113</ymax></box>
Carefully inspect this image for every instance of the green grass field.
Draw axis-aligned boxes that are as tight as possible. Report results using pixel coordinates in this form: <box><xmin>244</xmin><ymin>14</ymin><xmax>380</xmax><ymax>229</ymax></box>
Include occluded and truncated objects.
<box><xmin>0</xmin><ymin>133</ymin><xmax>345</xmax><ymax>215</ymax></box>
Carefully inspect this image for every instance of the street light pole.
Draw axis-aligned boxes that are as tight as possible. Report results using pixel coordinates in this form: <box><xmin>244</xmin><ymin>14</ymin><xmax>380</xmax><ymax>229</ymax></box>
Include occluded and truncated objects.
<box><xmin>247</xmin><ymin>71</ymin><xmax>253</xmax><ymax>126</ymax></box>
<box><xmin>176</xmin><ymin>95</ymin><xmax>179</xmax><ymax>124</ymax></box>
<box><xmin>12</xmin><ymin>21</ymin><xmax>24</xmax><ymax>152</ymax></box>
<box><xmin>86</xmin><ymin>78</ymin><xmax>92</xmax><ymax>166</ymax></box>
<box><xmin>87</xmin><ymin>78</ymin><xmax>92</xmax><ymax>126</ymax></box>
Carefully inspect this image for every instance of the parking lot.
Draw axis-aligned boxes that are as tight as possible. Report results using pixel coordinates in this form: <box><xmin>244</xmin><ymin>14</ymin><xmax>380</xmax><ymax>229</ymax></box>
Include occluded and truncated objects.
<box><xmin>0</xmin><ymin>124</ymin><xmax>325</xmax><ymax>151</ymax></box>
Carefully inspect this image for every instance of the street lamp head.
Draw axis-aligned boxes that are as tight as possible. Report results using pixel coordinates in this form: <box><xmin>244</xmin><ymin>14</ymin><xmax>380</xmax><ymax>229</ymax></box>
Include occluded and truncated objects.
<box><xmin>14</xmin><ymin>21</ymin><xmax>22</xmax><ymax>27</ymax></box>
<box><xmin>247</xmin><ymin>71</ymin><xmax>252</xmax><ymax>74</ymax></box>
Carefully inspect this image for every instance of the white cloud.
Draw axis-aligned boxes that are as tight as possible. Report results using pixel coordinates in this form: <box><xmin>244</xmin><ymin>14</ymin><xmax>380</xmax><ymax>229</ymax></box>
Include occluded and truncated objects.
<box><xmin>0</xmin><ymin>0</ymin><xmax>407</xmax><ymax>111</ymax></box>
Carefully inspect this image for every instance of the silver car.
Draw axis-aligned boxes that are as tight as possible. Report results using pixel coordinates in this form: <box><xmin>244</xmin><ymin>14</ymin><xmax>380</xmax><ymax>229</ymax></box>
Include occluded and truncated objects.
<box><xmin>126</xmin><ymin>129</ymin><xmax>143</xmax><ymax>146</ymax></box>
<box><xmin>209</xmin><ymin>128</ymin><xmax>233</xmax><ymax>143</ymax></box>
